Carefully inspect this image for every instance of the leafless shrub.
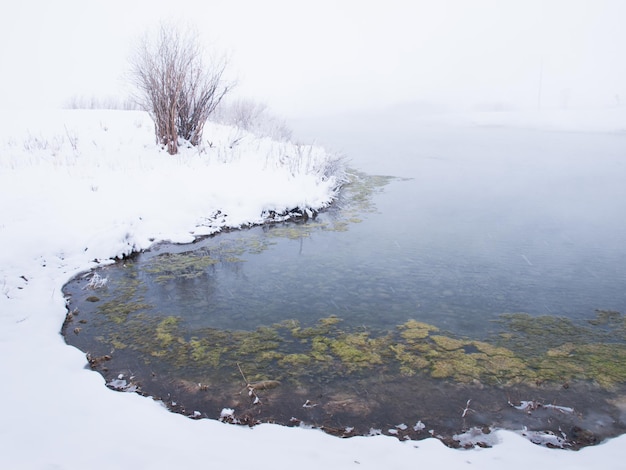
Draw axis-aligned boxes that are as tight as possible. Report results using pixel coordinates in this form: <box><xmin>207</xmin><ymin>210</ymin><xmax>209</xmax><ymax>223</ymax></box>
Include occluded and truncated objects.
<box><xmin>216</xmin><ymin>99</ymin><xmax>267</xmax><ymax>131</ymax></box>
<box><xmin>214</xmin><ymin>98</ymin><xmax>293</xmax><ymax>141</ymax></box>
<box><xmin>129</xmin><ymin>23</ymin><xmax>232</xmax><ymax>154</ymax></box>
<box><xmin>289</xmin><ymin>144</ymin><xmax>347</xmax><ymax>183</ymax></box>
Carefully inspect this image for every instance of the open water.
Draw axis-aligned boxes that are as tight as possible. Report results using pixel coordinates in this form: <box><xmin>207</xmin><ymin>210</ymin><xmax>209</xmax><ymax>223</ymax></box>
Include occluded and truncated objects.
<box><xmin>64</xmin><ymin>118</ymin><xmax>626</xmax><ymax>447</ymax></box>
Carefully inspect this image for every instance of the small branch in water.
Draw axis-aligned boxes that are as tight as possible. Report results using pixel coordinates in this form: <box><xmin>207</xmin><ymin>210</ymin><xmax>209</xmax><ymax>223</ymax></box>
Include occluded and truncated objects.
<box><xmin>237</xmin><ymin>362</ymin><xmax>261</xmax><ymax>404</ymax></box>
<box><xmin>461</xmin><ymin>399</ymin><xmax>473</xmax><ymax>418</ymax></box>
<box><xmin>236</xmin><ymin>361</ymin><xmax>249</xmax><ymax>385</ymax></box>
<box><xmin>521</xmin><ymin>254</ymin><xmax>533</xmax><ymax>266</ymax></box>
<box><xmin>236</xmin><ymin>362</ymin><xmax>280</xmax><ymax>405</ymax></box>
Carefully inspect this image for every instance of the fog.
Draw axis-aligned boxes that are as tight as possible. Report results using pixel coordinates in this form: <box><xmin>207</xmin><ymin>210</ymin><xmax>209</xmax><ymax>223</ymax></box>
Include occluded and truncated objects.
<box><xmin>2</xmin><ymin>0</ymin><xmax>625</xmax><ymax>117</ymax></box>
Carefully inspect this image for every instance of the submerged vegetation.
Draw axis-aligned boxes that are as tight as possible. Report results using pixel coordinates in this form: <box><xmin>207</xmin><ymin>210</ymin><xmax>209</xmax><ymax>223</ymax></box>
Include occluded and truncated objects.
<box><xmin>70</xmin><ymin>300</ymin><xmax>626</xmax><ymax>391</ymax></box>
<box><xmin>495</xmin><ymin>312</ymin><xmax>626</xmax><ymax>388</ymax></box>
<box><xmin>61</xmin><ymin>169</ymin><xmax>626</xmax><ymax>448</ymax></box>
<box><xmin>64</xmin><ymin>269</ymin><xmax>626</xmax><ymax>447</ymax></box>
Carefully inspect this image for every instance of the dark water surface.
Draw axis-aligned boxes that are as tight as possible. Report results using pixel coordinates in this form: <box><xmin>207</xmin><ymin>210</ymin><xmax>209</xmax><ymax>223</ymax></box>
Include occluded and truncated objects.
<box><xmin>64</xmin><ymin>121</ymin><xmax>626</xmax><ymax>448</ymax></box>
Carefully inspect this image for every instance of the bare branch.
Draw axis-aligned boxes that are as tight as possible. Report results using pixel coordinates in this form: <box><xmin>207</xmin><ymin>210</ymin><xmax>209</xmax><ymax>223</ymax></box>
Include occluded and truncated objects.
<box><xmin>129</xmin><ymin>23</ymin><xmax>233</xmax><ymax>154</ymax></box>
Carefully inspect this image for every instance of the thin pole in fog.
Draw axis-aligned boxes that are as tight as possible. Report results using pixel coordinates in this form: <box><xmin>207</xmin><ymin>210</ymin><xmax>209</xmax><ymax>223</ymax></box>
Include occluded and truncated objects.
<box><xmin>537</xmin><ymin>58</ymin><xmax>544</xmax><ymax>111</ymax></box>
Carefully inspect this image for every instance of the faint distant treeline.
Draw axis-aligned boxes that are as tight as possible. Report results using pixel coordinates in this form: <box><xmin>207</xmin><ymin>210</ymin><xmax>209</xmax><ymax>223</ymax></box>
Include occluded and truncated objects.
<box><xmin>64</xmin><ymin>95</ymin><xmax>141</xmax><ymax>111</ymax></box>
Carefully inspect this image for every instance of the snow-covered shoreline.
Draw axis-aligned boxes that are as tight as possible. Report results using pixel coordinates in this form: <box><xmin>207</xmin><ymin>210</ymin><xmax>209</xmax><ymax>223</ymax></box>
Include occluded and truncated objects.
<box><xmin>1</xmin><ymin>109</ymin><xmax>626</xmax><ymax>469</ymax></box>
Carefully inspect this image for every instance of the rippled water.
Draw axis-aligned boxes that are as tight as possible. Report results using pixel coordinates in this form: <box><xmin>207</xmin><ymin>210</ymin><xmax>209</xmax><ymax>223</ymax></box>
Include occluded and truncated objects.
<box><xmin>131</xmin><ymin>125</ymin><xmax>626</xmax><ymax>335</ymax></box>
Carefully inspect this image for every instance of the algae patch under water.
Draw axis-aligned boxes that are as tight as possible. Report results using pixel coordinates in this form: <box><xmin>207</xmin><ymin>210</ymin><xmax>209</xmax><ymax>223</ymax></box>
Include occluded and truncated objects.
<box><xmin>100</xmin><ymin>311</ymin><xmax>626</xmax><ymax>388</ymax></box>
<box><xmin>63</xmin><ymin>292</ymin><xmax>626</xmax><ymax>448</ymax></box>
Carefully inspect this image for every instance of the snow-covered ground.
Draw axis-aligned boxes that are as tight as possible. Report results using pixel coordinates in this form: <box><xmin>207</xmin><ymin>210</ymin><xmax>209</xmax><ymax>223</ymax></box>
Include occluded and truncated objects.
<box><xmin>1</xmin><ymin>108</ymin><xmax>625</xmax><ymax>469</ymax></box>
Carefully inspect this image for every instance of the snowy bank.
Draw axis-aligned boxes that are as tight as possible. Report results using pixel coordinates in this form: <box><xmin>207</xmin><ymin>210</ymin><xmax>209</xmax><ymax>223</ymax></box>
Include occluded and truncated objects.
<box><xmin>1</xmin><ymin>109</ymin><xmax>625</xmax><ymax>469</ymax></box>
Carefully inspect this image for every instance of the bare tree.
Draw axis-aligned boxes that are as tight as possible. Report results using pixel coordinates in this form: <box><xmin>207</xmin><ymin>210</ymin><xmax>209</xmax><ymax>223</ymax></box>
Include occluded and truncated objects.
<box><xmin>130</xmin><ymin>23</ymin><xmax>232</xmax><ymax>154</ymax></box>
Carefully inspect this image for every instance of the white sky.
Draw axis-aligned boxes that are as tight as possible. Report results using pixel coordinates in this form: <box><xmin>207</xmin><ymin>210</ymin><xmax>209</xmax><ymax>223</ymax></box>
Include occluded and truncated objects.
<box><xmin>2</xmin><ymin>0</ymin><xmax>625</xmax><ymax>117</ymax></box>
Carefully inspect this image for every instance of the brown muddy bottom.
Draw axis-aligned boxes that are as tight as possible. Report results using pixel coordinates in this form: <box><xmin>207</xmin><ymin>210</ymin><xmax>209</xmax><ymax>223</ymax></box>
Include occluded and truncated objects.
<box><xmin>85</xmin><ymin>350</ymin><xmax>623</xmax><ymax>450</ymax></box>
<box><xmin>62</xmin><ymin>251</ymin><xmax>626</xmax><ymax>450</ymax></box>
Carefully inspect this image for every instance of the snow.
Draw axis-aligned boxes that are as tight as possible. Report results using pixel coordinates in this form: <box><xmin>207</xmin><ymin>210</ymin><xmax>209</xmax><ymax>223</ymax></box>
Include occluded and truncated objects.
<box><xmin>1</xmin><ymin>108</ymin><xmax>626</xmax><ymax>469</ymax></box>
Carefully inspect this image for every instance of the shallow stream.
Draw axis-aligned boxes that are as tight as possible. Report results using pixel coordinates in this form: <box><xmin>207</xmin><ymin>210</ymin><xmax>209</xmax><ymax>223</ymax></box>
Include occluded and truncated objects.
<box><xmin>64</xmin><ymin>122</ymin><xmax>626</xmax><ymax>448</ymax></box>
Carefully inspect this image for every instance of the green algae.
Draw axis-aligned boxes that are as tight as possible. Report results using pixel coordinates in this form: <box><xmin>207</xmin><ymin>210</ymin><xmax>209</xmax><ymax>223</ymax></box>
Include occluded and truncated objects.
<box><xmin>86</xmin><ymin>307</ymin><xmax>626</xmax><ymax>391</ymax></box>
<box><xmin>155</xmin><ymin>316</ymin><xmax>181</xmax><ymax>347</ymax></box>
<box><xmin>278</xmin><ymin>353</ymin><xmax>312</xmax><ymax>367</ymax></box>
<box><xmin>425</xmin><ymin>339</ymin><xmax>531</xmax><ymax>384</ymax></box>
<box><xmin>235</xmin><ymin>326</ymin><xmax>283</xmax><ymax>364</ymax></box>
<box><xmin>588</xmin><ymin>309</ymin><xmax>623</xmax><ymax>326</ymax></box>
<box><xmin>310</xmin><ymin>335</ymin><xmax>332</xmax><ymax>362</ymax></box>
<box><xmin>264</xmin><ymin>221</ymin><xmax>329</xmax><ymax>240</ymax></box>
<box><xmin>399</xmin><ymin>320</ymin><xmax>439</xmax><ymax>342</ymax></box>
<box><xmin>259</xmin><ymin>170</ymin><xmax>395</xmax><ymax>239</ymax></box>
<box><xmin>97</xmin><ymin>299</ymin><xmax>152</xmax><ymax>324</ymax></box>
<box><xmin>69</xmin><ymin>254</ymin><xmax>626</xmax><ymax>391</ymax></box>
<box><xmin>80</xmin><ymin>306</ymin><xmax>626</xmax><ymax>390</ymax></box>
<box><xmin>289</xmin><ymin>315</ymin><xmax>342</xmax><ymax>339</ymax></box>
<box><xmin>145</xmin><ymin>247</ymin><xmax>233</xmax><ymax>283</ymax></box>
<box><xmin>149</xmin><ymin>316</ymin><xmax>188</xmax><ymax>361</ymax></box>
<box><xmin>494</xmin><ymin>313</ymin><xmax>591</xmax><ymax>356</ymax></box>
<box><xmin>537</xmin><ymin>342</ymin><xmax>626</xmax><ymax>388</ymax></box>
<box><xmin>430</xmin><ymin>335</ymin><xmax>466</xmax><ymax>351</ymax></box>
<box><xmin>95</xmin><ymin>274</ymin><xmax>151</xmax><ymax>324</ymax></box>
<box><xmin>142</xmin><ymin>236</ymin><xmax>286</xmax><ymax>284</ymax></box>
<box><xmin>189</xmin><ymin>337</ymin><xmax>222</xmax><ymax>368</ymax></box>
<box><xmin>327</xmin><ymin>331</ymin><xmax>388</xmax><ymax>372</ymax></box>
<box><xmin>390</xmin><ymin>343</ymin><xmax>429</xmax><ymax>376</ymax></box>
<box><xmin>342</xmin><ymin>170</ymin><xmax>397</xmax><ymax>215</ymax></box>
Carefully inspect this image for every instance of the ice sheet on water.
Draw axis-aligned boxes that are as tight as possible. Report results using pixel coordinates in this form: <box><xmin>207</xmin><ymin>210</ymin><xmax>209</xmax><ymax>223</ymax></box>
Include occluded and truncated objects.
<box><xmin>520</xmin><ymin>428</ymin><xmax>569</xmax><ymax>449</ymax></box>
<box><xmin>83</xmin><ymin>272</ymin><xmax>108</xmax><ymax>289</ymax></box>
<box><xmin>107</xmin><ymin>377</ymin><xmax>138</xmax><ymax>393</ymax></box>
<box><xmin>453</xmin><ymin>427</ymin><xmax>500</xmax><ymax>448</ymax></box>
<box><xmin>413</xmin><ymin>421</ymin><xmax>426</xmax><ymax>431</ymax></box>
